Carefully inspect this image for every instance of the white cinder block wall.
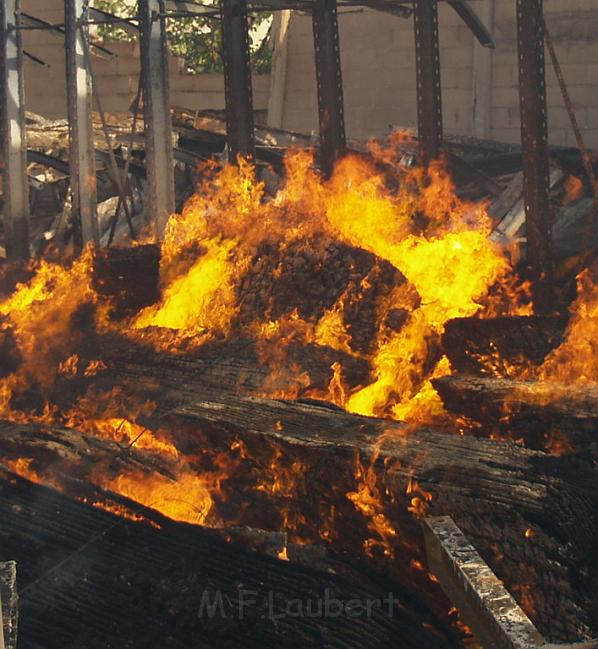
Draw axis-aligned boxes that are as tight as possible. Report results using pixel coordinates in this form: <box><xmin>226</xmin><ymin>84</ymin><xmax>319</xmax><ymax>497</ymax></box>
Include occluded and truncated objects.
<box><xmin>19</xmin><ymin>0</ymin><xmax>270</xmax><ymax>119</ymax></box>
<box><xmin>268</xmin><ymin>0</ymin><xmax>598</xmax><ymax>148</ymax></box>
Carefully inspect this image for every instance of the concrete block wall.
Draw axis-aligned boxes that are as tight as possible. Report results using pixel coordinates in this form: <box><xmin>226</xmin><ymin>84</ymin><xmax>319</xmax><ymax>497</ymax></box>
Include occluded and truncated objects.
<box><xmin>271</xmin><ymin>0</ymin><xmax>598</xmax><ymax>149</ymax></box>
<box><xmin>19</xmin><ymin>0</ymin><xmax>270</xmax><ymax>120</ymax></box>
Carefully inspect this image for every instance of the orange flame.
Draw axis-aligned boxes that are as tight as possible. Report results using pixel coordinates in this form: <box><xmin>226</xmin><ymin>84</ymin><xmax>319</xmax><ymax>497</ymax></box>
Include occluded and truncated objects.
<box><xmin>540</xmin><ymin>270</ymin><xmax>598</xmax><ymax>382</ymax></box>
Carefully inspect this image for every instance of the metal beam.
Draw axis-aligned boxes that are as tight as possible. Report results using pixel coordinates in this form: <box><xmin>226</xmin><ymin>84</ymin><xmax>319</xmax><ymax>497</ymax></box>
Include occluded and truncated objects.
<box><xmin>312</xmin><ymin>0</ymin><xmax>346</xmax><ymax>178</ymax></box>
<box><xmin>88</xmin><ymin>7</ymin><xmax>139</xmax><ymax>35</ymax></box>
<box><xmin>139</xmin><ymin>0</ymin><xmax>175</xmax><ymax>239</ymax></box>
<box><xmin>446</xmin><ymin>0</ymin><xmax>495</xmax><ymax>48</ymax></box>
<box><xmin>220</xmin><ymin>0</ymin><xmax>255</xmax><ymax>161</ymax></box>
<box><xmin>0</xmin><ymin>0</ymin><xmax>29</xmax><ymax>260</ymax></box>
<box><xmin>413</xmin><ymin>0</ymin><xmax>443</xmax><ymax>166</ymax></box>
<box><xmin>21</xmin><ymin>12</ymin><xmax>116</xmax><ymax>59</ymax></box>
<box><xmin>471</xmin><ymin>0</ymin><xmax>494</xmax><ymax>138</ymax></box>
<box><xmin>65</xmin><ymin>0</ymin><xmax>98</xmax><ymax>249</ymax></box>
<box><xmin>516</xmin><ymin>0</ymin><xmax>553</xmax><ymax>314</ymax></box>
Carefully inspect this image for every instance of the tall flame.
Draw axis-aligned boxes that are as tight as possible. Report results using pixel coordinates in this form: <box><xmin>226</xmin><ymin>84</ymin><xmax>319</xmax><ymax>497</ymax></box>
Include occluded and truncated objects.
<box><xmin>0</xmin><ymin>132</ymin><xmax>553</xmax><ymax>537</ymax></box>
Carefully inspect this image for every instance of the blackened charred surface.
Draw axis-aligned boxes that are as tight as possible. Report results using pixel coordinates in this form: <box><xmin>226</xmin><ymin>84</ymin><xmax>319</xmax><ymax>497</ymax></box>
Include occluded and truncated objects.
<box><xmin>433</xmin><ymin>375</ymin><xmax>598</xmax><ymax>453</ymax></box>
<box><xmin>160</xmin><ymin>393</ymin><xmax>596</xmax><ymax>642</ymax></box>
<box><xmin>92</xmin><ymin>244</ymin><xmax>161</xmax><ymax>318</ymax></box>
<box><xmin>44</xmin><ymin>334</ymin><xmax>371</xmax><ymax>413</ymax></box>
<box><xmin>0</xmin><ymin>320</ymin><xmax>21</xmax><ymax>378</ymax></box>
<box><xmin>236</xmin><ymin>236</ymin><xmax>416</xmax><ymax>355</ymax></box>
<box><xmin>0</xmin><ymin>384</ymin><xmax>596</xmax><ymax>642</ymax></box>
<box><xmin>0</xmin><ymin>470</ymin><xmax>455</xmax><ymax>649</ymax></box>
<box><xmin>442</xmin><ymin>315</ymin><xmax>569</xmax><ymax>377</ymax></box>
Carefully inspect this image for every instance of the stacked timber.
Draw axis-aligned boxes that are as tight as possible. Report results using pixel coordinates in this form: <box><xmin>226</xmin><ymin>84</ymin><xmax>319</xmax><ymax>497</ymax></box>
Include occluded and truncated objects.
<box><xmin>0</xmin><ymin>372</ymin><xmax>596</xmax><ymax>643</ymax></box>
<box><xmin>1</xmin><ymin>467</ymin><xmax>452</xmax><ymax>649</ymax></box>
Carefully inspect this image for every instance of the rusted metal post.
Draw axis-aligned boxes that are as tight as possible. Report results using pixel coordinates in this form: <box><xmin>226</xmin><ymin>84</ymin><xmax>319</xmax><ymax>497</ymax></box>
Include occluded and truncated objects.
<box><xmin>516</xmin><ymin>0</ymin><xmax>553</xmax><ymax>314</ymax></box>
<box><xmin>0</xmin><ymin>0</ymin><xmax>29</xmax><ymax>260</ymax></box>
<box><xmin>220</xmin><ymin>0</ymin><xmax>255</xmax><ymax>162</ymax></box>
<box><xmin>312</xmin><ymin>0</ymin><xmax>346</xmax><ymax>178</ymax></box>
<box><xmin>139</xmin><ymin>0</ymin><xmax>175</xmax><ymax>239</ymax></box>
<box><xmin>413</xmin><ymin>0</ymin><xmax>443</xmax><ymax>166</ymax></box>
<box><xmin>65</xmin><ymin>0</ymin><xmax>98</xmax><ymax>249</ymax></box>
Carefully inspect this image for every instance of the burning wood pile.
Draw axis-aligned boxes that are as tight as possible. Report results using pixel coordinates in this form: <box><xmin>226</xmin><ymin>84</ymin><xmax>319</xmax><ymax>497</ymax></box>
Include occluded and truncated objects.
<box><xmin>0</xmin><ymin>134</ymin><xmax>597</xmax><ymax>648</ymax></box>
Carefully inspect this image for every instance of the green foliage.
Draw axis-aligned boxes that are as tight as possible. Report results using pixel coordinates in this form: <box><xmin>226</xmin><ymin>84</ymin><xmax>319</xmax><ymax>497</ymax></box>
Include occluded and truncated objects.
<box><xmin>93</xmin><ymin>1</ymin><xmax>272</xmax><ymax>74</ymax></box>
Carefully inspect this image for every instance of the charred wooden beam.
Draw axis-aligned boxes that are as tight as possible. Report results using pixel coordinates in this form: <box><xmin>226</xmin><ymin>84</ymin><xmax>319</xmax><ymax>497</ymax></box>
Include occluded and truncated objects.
<box><xmin>0</xmin><ymin>562</ymin><xmax>17</xmax><ymax>649</ymax></box>
<box><xmin>0</xmin><ymin>467</ymin><xmax>452</xmax><ymax>649</ymax></box>
<box><xmin>5</xmin><ymin>355</ymin><xmax>595</xmax><ymax>643</ymax></box>
<box><xmin>441</xmin><ymin>315</ymin><xmax>568</xmax><ymax>378</ymax></box>
<box><xmin>423</xmin><ymin>516</ymin><xmax>545</xmax><ymax>649</ymax></box>
<box><xmin>433</xmin><ymin>374</ymin><xmax>598</xmax><ymax>453</ymax></box>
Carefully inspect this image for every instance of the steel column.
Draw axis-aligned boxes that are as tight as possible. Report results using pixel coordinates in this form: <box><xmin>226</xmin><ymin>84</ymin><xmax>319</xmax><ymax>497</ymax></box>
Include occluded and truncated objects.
<box><xmin>0</xmin><ymin>0</ymin><xmax>29</xmax><ymax>260</ymax></box>
<box><xmin>65</xmin><ymin>0</ymin><xmax>98</xmax><ymax>249</ymax></box>
<box><xmin>312</xmin><ymin>0</ymin><xmax>345</xmax><ymax>178</ymax></box>
<box><xmin>139</xmin><ymin>0</ymin><xmax>175</xmax><ymax>239</ymax></box>
<box><xmin>516</xmin><ymin>0</ymin><xmax>553</xmax><ymax>313</ymax></box>
<box><xmin>413</xmin><ymin>0</ymin><xmax>443</xmax><ymax>166</ymax></box>
<box><xmin>220</xmin><ymin>0</ymin><xmax>255</xmax><ymax>162</ymax></box>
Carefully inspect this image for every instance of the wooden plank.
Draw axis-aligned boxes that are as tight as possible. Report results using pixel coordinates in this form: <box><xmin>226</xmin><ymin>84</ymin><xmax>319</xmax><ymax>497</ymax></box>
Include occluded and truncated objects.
<box><xmin>423</xmin><ymin>516</ymin><xmax>544</xmax><ymax>649</ymax></box>
<box><xmin>1</xmin><ymin>469</ymin><xmax>447</xmax><ymax>649</ymax></box>
<box><xmin>433</xmin><ymin>374</ymin><xmax>598</xmax><ymax>451</ymax></box>
<box><xmin>0</xmin><ymin>562</ymin><xmax>17</xmax><ymax>649</ymax></box>
<box><xmin>0</xmin><ymin>385</ymin><xmax>596</xmax><ymax>641</ymax></box>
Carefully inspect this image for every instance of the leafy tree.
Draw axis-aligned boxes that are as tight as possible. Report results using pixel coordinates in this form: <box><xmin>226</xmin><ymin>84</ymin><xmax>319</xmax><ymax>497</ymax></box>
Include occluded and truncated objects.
<box><xmin>93</xmin><ymin>0</ymin><xmax>272</xmax><ymax>73</ymax></box>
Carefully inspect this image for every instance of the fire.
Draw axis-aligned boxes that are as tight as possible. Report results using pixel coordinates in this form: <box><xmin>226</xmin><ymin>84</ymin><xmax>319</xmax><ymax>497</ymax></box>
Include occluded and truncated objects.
<box><xmin>96</xmin><ymin>469</ymin><xmax>216</xmax><ymax>526</ymax></box>
<box><xmin>406</xmin><ymin>475</ymin><xmax>433</xmax><ymax>518</ymax></box>
<box><xmin>315</xmin><ymin>302</ymin><xmax>352</xmax><ymax>354</ymax></box>
<box><xmin>118</xmin><ymin>138</ymin><xmax>514</xmax><ymax>422</ymax></box>
<box><xmin>0</xmin><ymin>249</ymin><xmax>108</xmax><ymax>394</ymax></box>
<box><xmin>80</xmin><ymin>417</ymin><xmax>179</xmax><ymax>458</ymax></box>
<box><xmin>254</xmin><ymin>446</ymin><xmax>308</xmax><ymax>536</ymax></box>
<box><xmin>89</xmin><ymin>499</ymin><xmax>160</xmax><ymax>528</ymax></box>
<box><xmin>3</xmin><ymin>457</ymin><xmax>42</xmax><ymax>483</ymax></box>
<box><xmin>540</xmin><ymin>269</ymin><xmax>598</xmax><ymax>382</ymax></box>
<box><xmin>274</xmin><ymin>148</ymin><xmax>509</xmax><ymax>418</ymax></box>
<box><xmin>133</xmin><ymin>237</ymin><xmax>239</xmax><ymax>339</ymax></box>
<box><xmin>1</xmin><ymin>134</ymin><xmax>518</xmax><ymax>430</ymax></box>
<box><xmin>346</xmin><ymin>451</ymin><xmax>398</xmax><ymax>558</ymax></box>
<box><xmin>2</xmin><ymin>129</ymin><xmax>584</xmax><ymax>542</ymax></box>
